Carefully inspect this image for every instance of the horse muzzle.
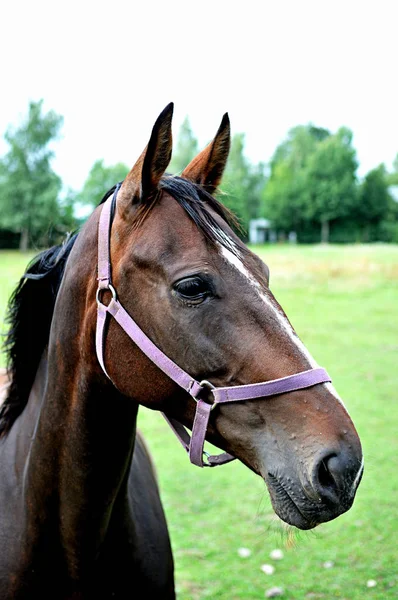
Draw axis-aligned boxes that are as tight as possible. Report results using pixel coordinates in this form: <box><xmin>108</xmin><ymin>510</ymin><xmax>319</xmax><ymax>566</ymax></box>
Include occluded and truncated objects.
<box><xmin>264</xmin><ymin>445</ymin><xmax>364</xmax><ymax>530</ymax></box>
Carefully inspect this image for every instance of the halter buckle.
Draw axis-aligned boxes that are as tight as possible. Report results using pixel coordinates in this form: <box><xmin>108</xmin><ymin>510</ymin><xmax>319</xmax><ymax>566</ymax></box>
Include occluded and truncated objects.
<box><xmin>199</xmin><ymin>380</ymin><xmax>218</xmax><ymax>411</ymax></box>
<box><xmin>96</xmin><ymin>284</ymin><xmax>117</xmax><ymax>306</ymax></box>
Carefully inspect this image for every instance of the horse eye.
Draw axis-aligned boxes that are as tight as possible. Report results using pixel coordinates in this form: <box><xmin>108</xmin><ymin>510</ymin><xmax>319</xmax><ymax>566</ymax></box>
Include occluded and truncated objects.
<box><xmin>174</xmin><ymin>277</ymin><xmax>212</xmax><ymax>301</ymax></box>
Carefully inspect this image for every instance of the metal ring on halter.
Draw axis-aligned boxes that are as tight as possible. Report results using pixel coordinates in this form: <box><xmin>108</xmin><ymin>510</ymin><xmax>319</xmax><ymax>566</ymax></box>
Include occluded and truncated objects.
<box><xmin>96</xmin><ymin>284</ymin><xmax>117</xmax><ymax>306</ymax></box>
<box><xmin>199</xmin><ymin>380</ymin><xmax>218</xmax><ymax>411</ymax></box>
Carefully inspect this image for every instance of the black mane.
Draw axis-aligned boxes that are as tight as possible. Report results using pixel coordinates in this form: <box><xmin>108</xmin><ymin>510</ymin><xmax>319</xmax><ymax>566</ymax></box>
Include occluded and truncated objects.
<box><xmin>0</xmin><ymin>178</ymin><xmax>240</xmax><ymax>437</ymax></box>
<box><xmin>0</xmin><ymin>185</ymin><xmax>116</xmax><ymax>438</ymax></box>
<box><xmin>0</xmin><ymin>234</ymin><xmax>78</xmax><ymax>437</ymax></box>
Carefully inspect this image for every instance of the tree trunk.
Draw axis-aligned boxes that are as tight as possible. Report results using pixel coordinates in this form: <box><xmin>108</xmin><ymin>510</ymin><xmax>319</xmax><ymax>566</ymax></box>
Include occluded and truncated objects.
<box><xmin>321</xmin><ymin>219</ymin><xmax>329</xmax><ymax>244</ymax></box>
<box><xmin>20</xmin><ymin>228</ymin><xmax>29</xmax><ymax>252</ymax></box>
<box><xmin>363</xmin><ymin>224</ymin><xmax>370</xmax><ymax>243</ymax></box>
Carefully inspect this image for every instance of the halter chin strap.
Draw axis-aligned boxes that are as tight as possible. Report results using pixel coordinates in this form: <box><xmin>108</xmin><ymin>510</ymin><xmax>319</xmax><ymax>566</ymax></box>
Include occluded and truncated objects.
<box><xmin>96</xmin><ymin>186</ymin><xmax>332</xmax><ymax>467</ymax></box>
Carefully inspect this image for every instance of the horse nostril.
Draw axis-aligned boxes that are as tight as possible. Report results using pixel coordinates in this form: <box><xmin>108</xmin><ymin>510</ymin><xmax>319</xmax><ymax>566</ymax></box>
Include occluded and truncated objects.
<box><xmin>318</xmin><ymin>456</ymin><xmax>338</xmax><ymax>492</ymax></box>
<box><xmin>310</xmin><ymin>448</ymin><xmax>363</xmax><ymax>512</ymax></box>
<box><xmin>313</xmin><ymin>453</ymin><xmax>343</xmax><ymax>504</ymax></box>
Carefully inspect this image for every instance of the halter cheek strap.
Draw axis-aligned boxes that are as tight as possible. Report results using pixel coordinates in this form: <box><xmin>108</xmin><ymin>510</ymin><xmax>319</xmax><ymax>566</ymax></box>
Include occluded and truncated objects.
<box><xmin>95</xmin><ymin>186</ymin><xmax>332</xmax><ymax>467</ymax></box>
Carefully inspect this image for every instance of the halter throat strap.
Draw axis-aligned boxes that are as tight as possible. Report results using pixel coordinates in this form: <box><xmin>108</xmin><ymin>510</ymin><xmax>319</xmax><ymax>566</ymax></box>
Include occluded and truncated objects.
<box><xmin>95</xmin><ymin>187</ymin><xmax>332</xmax><ymax>467</ymax></box>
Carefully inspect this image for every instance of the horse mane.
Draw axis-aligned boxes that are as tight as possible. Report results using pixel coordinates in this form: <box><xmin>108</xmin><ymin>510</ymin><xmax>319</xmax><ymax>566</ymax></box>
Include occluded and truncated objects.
<box><xmin>0</xmin><ymin>178</ymin><xmax>242</xmax><ymax>438</ymax></box>
<box><xmin>0</xmin><ymin>235</ymin><xmax>77</xmax><ymax>437</ymax></box>
<box><xmin>0</xmin><ymin>186</ymin><xmax>116</xmax><ymax>439</ymax></box>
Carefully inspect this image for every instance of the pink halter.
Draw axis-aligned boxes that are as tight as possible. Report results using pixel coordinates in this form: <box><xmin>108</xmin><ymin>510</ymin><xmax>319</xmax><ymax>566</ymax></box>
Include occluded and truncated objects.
<box><xmin>96</xmin><ymin>186</ymin><xmax>331</xmax><ymax>467</ymax></box>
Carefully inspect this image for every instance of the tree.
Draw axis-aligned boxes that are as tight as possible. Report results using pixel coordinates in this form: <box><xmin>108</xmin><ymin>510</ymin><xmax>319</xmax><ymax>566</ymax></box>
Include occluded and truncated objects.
<box><xmin>0</xmin><ymin>100</ymin><xmax>65</xmax><ymax>250</ymax></box>
<box><xmin>169</xmin><ymin>116</ymin><xmax>199</xmax><ymax>174</ymax></box>
<box><xmin>305</xmin><ymin>127</ymin><xmax>358</xmax><ymax>243</ymax></box>
<box><xmin>263</xmin><ymin>125</ymin><xmax>358</xmax><ymax>243</ymax></box>
<box><xmin>263</xmin><ymin>125</ymin><xmax>330</xmax><ymax>235</ymax></box>
<box><xmin>222</xmin><ymin>133</ymin><xmax>266</xmax><ymax>236</ymax></box>
<box><xmin>358</xmin><ymin>165</ymin><xmax>393</xmax><ymax>240</ymax></box>
<box><xmin>270</xmin><ymin>125</ymin><xmax>329</xmax><ymax>171</ymax></box>
<box><xmin>245</xmin><ymin>161</ymin><xmax>267</xmax><ymax>223</ymax></box>
<box><xmin>77</xmin><ymin>160</ymin><xmax>129</xmax><ymax>206</ymax></box>
<box><xmin>263</xmin><ymin>160</ymin><xmax>308</xmax><ymax>232</ymax></box>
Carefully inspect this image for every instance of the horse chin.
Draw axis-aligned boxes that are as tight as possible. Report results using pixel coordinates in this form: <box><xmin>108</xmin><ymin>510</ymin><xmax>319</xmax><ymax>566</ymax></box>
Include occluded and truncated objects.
<box><xmin>264</xmin><ymin>473</ymin><xmax>318</xmax><ymax>531</ymax></box>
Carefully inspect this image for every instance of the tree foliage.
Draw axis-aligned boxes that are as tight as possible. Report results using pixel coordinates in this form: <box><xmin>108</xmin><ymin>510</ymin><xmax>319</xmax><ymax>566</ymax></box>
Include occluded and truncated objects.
<box><xmin>263</xmin><ymin>126</ymin><xmax>327</xmax><ymax>235</ymax></box>
<box><xmin>169</xmin><ymin>116</ymin><xmax>199</xmax><ymax>174</ymax></box>
<box><xmin>1</xmin><ymin>101</ymin><xmax>396</xmax><ymax>249</ymax></box>
<box><xmin>358</xmin><ymin>165</ymin><xmax>391</xmax><ymax>224</ymax></box>
<box><xmin>305</xmin><ymin>128</ymin><xmax>358</xmax><ymax>242</ymax></box>
<box><xmin>357</xmin><ymin>164</ymin><xmax>398</xmax><ymax>241</ymax></box>
<box><xmin>0</xmin><ymin>100</ymin><xmax>72</xmax><ymax>250</ymax></box>
<box><xmin>168</xmin><ymin>121</ymin><xmax>266</xmax><ymax>237</ymax></box>
<box><xmin>77</xmin><ymin>159</ymin><xmax>129</xmax><ymax>206</ymax></box>
<box><xmin>263</xmin><ymin>125</ymin><xmax>359</xmax><ymax>242</ymax></box>
<box><xmin>222</xmin><ymin>133</ymin><xmax>266</xmax><ymax>235</ymax></box>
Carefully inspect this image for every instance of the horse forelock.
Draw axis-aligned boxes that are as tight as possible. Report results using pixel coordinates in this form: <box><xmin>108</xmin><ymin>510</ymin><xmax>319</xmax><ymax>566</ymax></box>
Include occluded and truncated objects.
<box><xmin>105</xmin><ymin>177</ymin><xmax>243</xmax><ymax>255</ymax></box>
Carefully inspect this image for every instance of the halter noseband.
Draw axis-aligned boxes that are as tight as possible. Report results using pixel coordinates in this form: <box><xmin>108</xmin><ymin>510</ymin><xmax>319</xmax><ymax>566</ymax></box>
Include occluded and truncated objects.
<box><xmin>95</xmin><ymin>185</ymin><xmax>331</xmax><ymax>467</ymax></box>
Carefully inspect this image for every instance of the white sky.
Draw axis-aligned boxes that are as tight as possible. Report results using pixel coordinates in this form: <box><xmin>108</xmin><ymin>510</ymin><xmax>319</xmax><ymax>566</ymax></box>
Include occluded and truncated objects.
<box><xmin>1</xmin><ymin>0</ymin><xmax>397</xmax><ymax>190</ymax></box>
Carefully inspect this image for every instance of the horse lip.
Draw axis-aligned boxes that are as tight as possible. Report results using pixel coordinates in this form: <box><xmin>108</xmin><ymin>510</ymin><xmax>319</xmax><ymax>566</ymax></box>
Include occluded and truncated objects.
<box><xmin>266</xmin><ymin>473</ymin><xmax>317</xmax><ymax>530</ymax></box>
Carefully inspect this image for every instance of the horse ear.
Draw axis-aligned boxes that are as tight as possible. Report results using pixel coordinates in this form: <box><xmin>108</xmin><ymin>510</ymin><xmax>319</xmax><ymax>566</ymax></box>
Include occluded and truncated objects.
<box><xmin>119</xmin><ymin>103</ymin><xmax>174</xmax><ymax>206</ymax></box>
<box><xmin>181</xmin><ymin>113</ymin><xmax>230</xmax><ymax>194</ymax></box>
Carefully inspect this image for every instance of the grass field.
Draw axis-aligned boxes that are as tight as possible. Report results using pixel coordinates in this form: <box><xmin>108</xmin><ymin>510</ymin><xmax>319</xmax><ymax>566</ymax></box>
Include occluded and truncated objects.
<box><xmin>0</xmin><ymin>244</ymin><xmax>397</xmax><ymax>599</ymax></box>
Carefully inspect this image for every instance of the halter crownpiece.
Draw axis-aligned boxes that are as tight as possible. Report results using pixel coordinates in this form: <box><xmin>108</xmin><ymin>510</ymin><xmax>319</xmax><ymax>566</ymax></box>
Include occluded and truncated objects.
<box><xmin>96</xmin><ymin>185</ymin><xmax>332</xmax><ymax>467</ymax></box>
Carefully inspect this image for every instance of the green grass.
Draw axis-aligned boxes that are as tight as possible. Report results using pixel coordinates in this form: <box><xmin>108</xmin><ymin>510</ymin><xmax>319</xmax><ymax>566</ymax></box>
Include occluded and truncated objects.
<box><xmin>1</xmin><ymin>244</ymin><xmax>397</xmax><ymax>599</ymax></box>
<box><xmin>0</xmin><ymin>250</ymin><xmax>35</xmax><ymax>366</ymax></box>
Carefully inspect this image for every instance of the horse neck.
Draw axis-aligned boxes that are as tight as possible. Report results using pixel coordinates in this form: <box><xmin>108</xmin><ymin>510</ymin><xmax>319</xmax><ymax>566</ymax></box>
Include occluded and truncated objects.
<box><xmin>21</xmin><ymin>215</ymin><xmax>140</xmax><ymax>576</ymax></box>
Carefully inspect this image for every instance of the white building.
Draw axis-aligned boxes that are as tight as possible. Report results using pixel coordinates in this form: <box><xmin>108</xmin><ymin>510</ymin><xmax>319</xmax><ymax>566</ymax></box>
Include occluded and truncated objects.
<box><xmin>249</xmin><ymin>218</ymin><xmax>274</xmax><ymax>243</ymax></box>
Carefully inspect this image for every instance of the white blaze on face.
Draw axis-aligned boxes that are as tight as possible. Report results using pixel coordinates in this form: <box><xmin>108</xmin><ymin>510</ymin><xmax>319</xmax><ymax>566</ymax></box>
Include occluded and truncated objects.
<box><xmin>219</xmin><ymin>245</ymin><xmax>348</xmax><ymax>411</ymax></box>
<box><xmin>352</xmin><ymin>455</ymin><xmax>364</xmax><ymax>492</ymax></box>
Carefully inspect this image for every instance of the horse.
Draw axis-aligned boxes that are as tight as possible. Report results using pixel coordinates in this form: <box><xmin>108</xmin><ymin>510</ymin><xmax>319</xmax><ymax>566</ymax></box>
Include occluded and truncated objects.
<box><xmin>0</xmin><ymin>103</ymin><xmax>363</xmax><ymax>599</ymax></box>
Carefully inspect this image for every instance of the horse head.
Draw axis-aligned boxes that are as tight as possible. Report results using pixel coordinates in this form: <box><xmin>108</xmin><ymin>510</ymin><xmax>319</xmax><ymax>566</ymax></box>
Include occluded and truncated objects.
<box><xmin>89</xmin><ymin>103</ymin><xmax>363</xmax><ymax>530</ymax></box>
